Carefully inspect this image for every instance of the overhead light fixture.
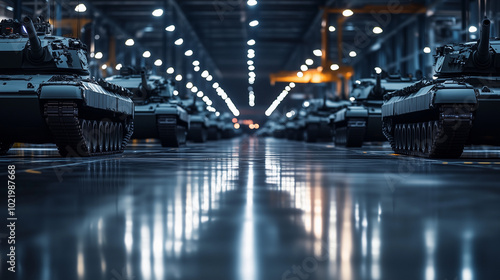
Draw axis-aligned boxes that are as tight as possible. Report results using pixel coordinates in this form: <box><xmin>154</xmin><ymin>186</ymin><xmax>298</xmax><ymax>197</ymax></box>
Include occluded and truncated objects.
<box><xmin>329</xmin><ymin>26</ymin><xmax>336</xmax><ymax>32</ymax></box>
<box><xmin>249</xmin><ymin>72</ymin><xmax>256</xmax><ymax>78</ymax></box>
<box><xmin>248</xmin><ymin>65</ymin><xmax>255</xmax><ymax>71</ymax></box>
<box><xmin>247</xmin><ymin>60</ymin><xmax>254</xmax><ymax>65</ymax></box>
<box><xmin>197</xmin><ymin>91</ymin><xmax>204</xmax><ymax>97</ymax></box>
<box><xmin>184</xmin><ymin>50</ymin><xmax>193</xmax><ymax>56</ymax></box>
<box><xmin>349</xmin><ymin>51</ymin><xmax>357</xmax><ymax>57</ymax></box>
<box><xmin>247</xmin><ymin>0</ymin><xmax>257</xmax><ymax>6</ymax></box>
<box><xmin>297</xmin><ymin>71</ymin><xmax>304</xmax><ymax>78</ymax></box>
<box><xmin>186</xmin><ymin>82</ymin><xmax>193</xmax><ymax>89</ymax></box>
<box><xmin>191</xmin><ymin>86</ymin><xmax>198</xmax><ymax>93</ymax></box>
<box><xmin>75</xmin><ymin>3</ymin><xmax>87</xmax><ymax>12</ymax></box>
<box><xmin>285</xmin><ymin>86</ymin><xmax>291</xmax><ymax>91</ymax></box>
<box><xmin>249</xmin><ymin>20</ymin><xmax>259</xmax><ymax>27</ymax></box>
<box><xmin>154</xmin><ymin>59</ymin><xmax>162</xmax><ymax>66</ymax></box>
<box><xmin>289</xmin><ymin>82</ymin><xmax>296</xmax><ymax>88</ymax></box>
<box><xmin>173</xmin><ymin>90</ymin><xmax>179</xmax><ymax>96</ymax></box>
<box><xmin>142</xmin><ymin>51</ymin><xmax>151</xmax><ymax>58</ymax></box>
<box><xmin>469</xmin><ymin>26</ymin><xmax>477</xmax><ymax>33</ymax></box>
<box><xmin>342</xmin><ymin>9</ymin><xmax>354</xmax><ymax>17</ymax></box>
<box><xmin>213</xmin><ymin>82</ymin><xmax>219</xmax><ymax>89</ymax></box>
<box><xmin>215</xmin><ymin>112</ymin><xmax>220</xmax><ymax>117</ymax></box>
<box><xmin>101</xmin><ymin>64</ymin><xmax>107</xmax><ymax>70</ymax></box>
<box><xmin>247</xmin><ymin>39</ymin><xmax>256</xmax><ymax>46</ymax></box>
<box><xmin>175</xmin><ymin>75</ymin><xmax>183</xmax><ymax>81</ymax></box>
<box><xmin>423</xmin><ymin>47</ymin><xmax>431</xmax><ymax>54</ymax></box>
<box><xmin>115</xmin><ymin>64</ymin><xmax>123</xmax><ymax>71</ymax></box>
<box><xmin>313</xmin><ymin>49</ymin><xmax>322</xmax><ymax>57</ymax></box>
<box><xmin>374</xmin><ymin>67</ymin><xmax>382</xmax><ymax>74</ymax></box>
<box><xmin>95</xmin><ymin>52</ymin><xmax>103</xmax><ymax>60</ymax></box>
<box><xmin>303</xmin><ymin>101</ymin><xmax>310</xmax><ymax>107</ymax></box>
<box><xmin>330</xmin><ymin>64</ymin><xmax>340</xmax><ymax>71</ymax></box>
<box><xmin>174</xmin><ymin>38</ymin><xmax>183</xmax><ymax>45</ymax></box>
<box><xmin>165</xmin><ymin>25</ymin><xmax>175</xmax><ymax>32</ymax></box>
<box><xmin>305</xmin><ymin>59</ymin><xmax>314</xmax><ymax>66</ymax></box>
<box><xmin>247</xmin><ymin>53</ymin><xmax>255</xmax><ymax>59</ymax></box>
<box><xmin>166</xmin><ymin>67</ymin><xmax>175</xmax><ymax>74</ymax></box>
<box><xmin>192</xmin><ymin>60</ymin><xmax>200</xmax><ymax>66</ymax></box>
<box><xmin>125</xmin><ymin>39</ymin><xmax>135</xmax><ymax>46</ymax></box>
<box><xmin>248</xmin><ymin>49</ymin><xmax>255</xmax><ymax>54</ymax></box>
<box><xmin>206</xmin><ymin>75</ymin><xmax>213</xmax><ymax>81</ymax></box>
<box><xmin>194</xmin><ymin>66</ymin><xmax>200</xmax><ymax>72</ymax></box>
<box><xmin>300</xmin><ymin>65</ymin><xmax>308</xmax><ymax>71</ymax></box>
<box><xmin>201</xmin><ymin>70</ymin><xmax>209</xmax><ymax>78</ymax></box>
<box><xmin>372</xmin><ymin>26</ymin><xmax>383</xmax><ymax>34</ymax></box>
<box><xmin>152</xmin><ymin>9</ymin><xmax>164</xmax><ymax>17</ymax></box>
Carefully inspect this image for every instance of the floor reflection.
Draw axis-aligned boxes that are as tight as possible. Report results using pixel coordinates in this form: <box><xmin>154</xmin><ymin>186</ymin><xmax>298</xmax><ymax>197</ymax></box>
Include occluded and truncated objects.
<box><xmin>1</xmin><ymin>138</ymin><xmax>499</xmax><ymax>279</ymax></box>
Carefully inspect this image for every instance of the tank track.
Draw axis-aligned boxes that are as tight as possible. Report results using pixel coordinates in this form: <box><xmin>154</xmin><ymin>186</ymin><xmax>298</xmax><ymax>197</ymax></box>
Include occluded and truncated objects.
<box><xmin>44</xmin><ymin>101</ymin><xmax>133</xmax><ymax>157</ymax></box>
<box><xmin>334</xmin><ymin>119</ymin><xmax>366</xmax><ymax>147</ymax></box>
<box><xmin>383</xmin><ymin>105</ymin><xmax>474</xmax><ymax>158</ymax></box>
<box><xmin>157</xmin><ymin>115</ymin><xmax>187</xmax><ymax>147</ymax></box>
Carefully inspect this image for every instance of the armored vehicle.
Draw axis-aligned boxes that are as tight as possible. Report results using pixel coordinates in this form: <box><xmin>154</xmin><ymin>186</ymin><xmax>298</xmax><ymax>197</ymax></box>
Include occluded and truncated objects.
<box><xmin>106</xmin><ymin>68</ymin><xmax>189</xmax><ymax>147</ymax></box>
<box><xmin>182</xmin><ymin>96</ymin><xmax>209</xmax><ymax>143</ymax></box>
<box><xmin>304</xmin><ymin>97</ymin><xmax>350</xmax><ymax>143</ymax></box>
<box><xmin>382</xmin><ymin>18</ymin><xmax>500</xmax><ymax>158</ymax></box>
<box><xmin>0</xmin><ymin>17</ymin><xmax>134</xmax><ymax>157</ymax></box>
<box><xmin>285</xmin><ymin>109</ymin><xmax>307</xmax><ymax>141</ymax></box>
<box><xmin>334</xmin><ymin>74</ymin><xmax>416</xmax><ymax>147</ymax></box>
<box><xmin>207</xmin><ymin>114</ymin><xmax>224</xmax><ymax>140</ymax></box>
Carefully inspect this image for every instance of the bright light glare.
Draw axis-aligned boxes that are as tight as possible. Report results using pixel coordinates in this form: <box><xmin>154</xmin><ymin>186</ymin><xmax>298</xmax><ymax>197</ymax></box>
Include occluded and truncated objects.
<box><xmin>349</xmin><ymin>51</ymin><xmax>357</xmax><ymax>57</ymax></box>
<box><xmin>469</xmin><ymin>26</ymin><xmax>477</xmax><ymax>33</ymax></box>
<box><xmin>101</xmin><ymin>64</ymin><xmax>107</xmax><ymax>70</ymax></box>
<box><xmin>165</xmin><ymin>25</ymin><xmax>175</xmax><ymax>32</ymax></box>
<box><xmin>115</xmin><ymin>64</ymin><xmax>122</xmax><ymax>71</ymax></box>
<box><xmin>75</xmin><ymin>4</ymin><xmax>86</xmax><ymax>12</ymax></box>
<box><xmin>194</xmin><ymin>66</ymin><xmax>200</xmax><ymax>72</ymax></box>
<box><xmin>95</xmin><ymin>52</ymin><xmax>103</xmax><ymax>59</ymax></box>
<box><xmin>300</xmin><ymin>65</ymin><xmax>308</xmax><ymax>71</ymax></box>
<box><xmin>174</xmin><ymin>38</ymin><xmax>183</xmax><ymax>45</ymax></box>
<box><xmin>152</xmin><ymin>9</ymin><xmax>163</xmax><ymax>17</ymax></box>
<box><xmin>297</xmin><ymin>71</ymin><xmax>304</xmax><ymax>78</ymax></box>
<box><xmin>330</xmin><ymin>64</ymin><xmax>339</xmax><ymax>71</ymax></box>
<box><xmin>142</xmin><ymin>51</ymin><xmax>151</xmax><ymax>58</ymax></box>
<box><xmin>206</xmin><ymin>75</ymin><xmax>213</xmax><ymax>81</ymax></box>
<box><xmin>423</xmin><ymin>47</ymin><xmax>431</xmax><ymax>53</ymax></box>
<box><xmin>154</xmin><ymin>59</ymin><xmax>162</xmax><ymax>66</ymax></box>
<box><xmin>305</xmin><ymin>59</ymin><xmax>314</xmax><ymax>65</ymax></box>
<box><xmin>175</xmin><ymin>75</ymin><xmax>183</xmax><ymax>81</ymax></box>
<box><xmin>201</xmin><ymin>70</ymin><xmax>209</xmax><ymax>78</ymax></box>
<box><xmin>186</xmin><ymin>82</ymin><xmax>193</xmax><ymax>89</ymax></box>
<box><xmin>184</xmin><ymin>50</ymin><xmax>193</xmax><ymax>56</ymax></box>
<box><xmin>342</xmin><ymin>9</ymin><xmax>354</xmax><ymax>17</ymax></box>
<box><xmin>125</xmin><ymin>39</ymin><xmax>135</xmax><ymax>46</ymax></box>
<box><xmin>247</xmin><ymin>39</ymin><xmax>256</xmax><ymax>46</ymax></box>
<box><xmin>249</xmin><ymin>20</ymin><xmax>259</xmax><ymax>27</ymax></box>
<box><xmin>193</xmin><ymin>60</ymin><xmax>200</xmax><ymax>66</ymax></box>
<box><xmin>166</xmin><ymin>67</ymin><xmax>175</xmax><ymax>74</ymax></box>
<box><xmin>373</xmin><ymin>26</ymin><xmax>383</xmax><ymax>34</ymax></box>
<box><xmin>374</xmin><ymin>67</ymin><xmax>382</xmax><ymax>74</ymax></box>
<box><xmin>248</xmin><ymin>0</ymin><xmax>257</xmax><ymax>6</ymax></box>
<box><xmin>247</xmin><ymin>60</ymin><xmax>254</xmax><ymax>65</ymax></box>
<box><xmin>248</xmin><ymin>65</ymin><xmax>255</xmax><ymax>71</ymax></box>
<box><xmin>313</xmin><ymin>49</ymin><xmax>322</xmax><ymax>57</ymax></box>
<box><xmin>329</xmin><ymin>26</ymin><xmax>336</xmax><ymax>32</ymax></box>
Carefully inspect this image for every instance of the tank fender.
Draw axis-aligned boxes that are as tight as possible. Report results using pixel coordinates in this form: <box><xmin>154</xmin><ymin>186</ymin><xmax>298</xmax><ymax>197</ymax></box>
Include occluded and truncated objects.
<box><xmin>39</xmin><ymin>85</ymin><xmax>83</xmax><ymax>100</ymax></box>
<box><xmin>432</xmin><ymin>88</ymin><xmax>478</xmax><ymax>104</ymax></box>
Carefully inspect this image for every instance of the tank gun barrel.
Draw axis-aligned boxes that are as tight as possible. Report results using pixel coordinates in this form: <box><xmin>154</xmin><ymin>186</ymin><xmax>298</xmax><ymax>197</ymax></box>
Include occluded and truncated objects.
<box><xmin>140</xmin><ymin>70</ymin><xmax>151</xmax><ymax>95</ymax></box>
<box><xmin>473</xmin><ymin>18</ymin><xmax>491</xmax><ymax>67</ymax></box>
<box><xmin>23</xmin><ymin>17</ymin><xmax>44</xmax><ymax>61</ymax></box>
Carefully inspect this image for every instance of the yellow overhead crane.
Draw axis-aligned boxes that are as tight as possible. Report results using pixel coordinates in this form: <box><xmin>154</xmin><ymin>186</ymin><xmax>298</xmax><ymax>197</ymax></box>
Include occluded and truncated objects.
<box><xmin>269</xmin><ymin>4</ymin><xmax>426</xmax><ymax>96</ymax></box>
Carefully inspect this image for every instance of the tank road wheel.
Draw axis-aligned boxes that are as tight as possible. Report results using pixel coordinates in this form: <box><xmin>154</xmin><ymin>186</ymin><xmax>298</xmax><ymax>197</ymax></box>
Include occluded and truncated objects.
<box><xmin>103</xmin><ymin>122</ymin><xmax>110</xmax><ymax>152</ymax></box>
<box><xmin>426</xmin><ymin>121</ymin><xmax>434</xmax><ymax>152</ymax></box>
<box><xmin>90</xmin><ymin>121</ymin><xmax>98</xmax><ymax>153</ymax></box>
<box><xmin>117</xmin><ymin>123</ymin><xmax>124</xmax><ymax>149</ymax></box>
<box><xmin>414</xmin><ymin>123</ymin><xmax>421</xmax><ymax>152</ymax></box>
<box><xmin>80</xmin><ymin>120</ymin><xmax>92</xmax><ymax>155</ymax></box>
<box><xmin>420</xmin><ymin>123</ymin><xmax>427</xmax><ymax>153</ymax></box>
<box><xmin>111</xmin><ymin>123</ymin><xmax>118</xmax><ymax>151</ymax></box>
<box><xmin>0</xmin><ymin>142</ymin><xmax>13</xmax><ymax>156</ymax></box>
<box><xmin>394</xmin><ymin>124</ymin><xmax>400</xmax><ymax>150</ymax></box>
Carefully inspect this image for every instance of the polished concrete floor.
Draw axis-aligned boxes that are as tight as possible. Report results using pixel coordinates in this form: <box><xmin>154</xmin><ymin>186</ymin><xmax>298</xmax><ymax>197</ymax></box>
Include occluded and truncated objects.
<box><xmin>1</xmin><ymin>137</ymin><xmax>500</xmax><ymax>280</ymax></box>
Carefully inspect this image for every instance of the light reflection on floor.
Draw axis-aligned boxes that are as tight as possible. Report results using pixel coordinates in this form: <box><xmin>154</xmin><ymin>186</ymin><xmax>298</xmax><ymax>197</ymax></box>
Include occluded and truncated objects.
<box><xmin>0</xmin><ymin>137</ymin><xmax>500</xmax><ymax>280</ymax></box>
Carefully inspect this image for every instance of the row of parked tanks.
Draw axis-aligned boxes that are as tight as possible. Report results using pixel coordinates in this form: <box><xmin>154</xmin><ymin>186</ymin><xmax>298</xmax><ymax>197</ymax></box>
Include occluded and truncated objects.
<box><xmin>262</xmin><ymin>18</ymin><xmax>500</xmax><ymax>158</ymax></box>
<box><xmin>0</xmin><ymin>17</ymin><xmax>237</xmax><ymax>157</ymax></box>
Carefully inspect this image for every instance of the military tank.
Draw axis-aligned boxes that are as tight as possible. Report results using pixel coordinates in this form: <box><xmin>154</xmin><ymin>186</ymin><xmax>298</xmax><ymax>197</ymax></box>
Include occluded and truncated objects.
<box><xmin>207</xmin><ymin>113</ymin><xmax>223</xmax><ymax>140</ymax></box>
<box><xmin>382</xmin><ymin>18</ymin><xmax>500</xmax><ymax>158</ymax></box>
<box><xmin>106</xmin><ymin>68</ymin><xmax>189</xmax><ymax>147</ymax></box>
<box><xmin>285</xmin><ymin>108</ymin><xmax>307</xmax><ymax>141</ymax></box>
<box><xmin>333</xmin><ymin>74</ymin><xmax>416</xmax><ymax>147</ymax></box>
<box><xmin>0</xmin><ymin>17</ymin><xmax>134</xmax><ymax>157</ymax></box>
<box><xmin>182</xmin><ymin>95</ymin><xmax>209</xmax><ymax>143</ymax></box>
<box><xmin>304</xmin><ymin>97</ymin><xmax>350</xmax><ymax>143</ymax></box>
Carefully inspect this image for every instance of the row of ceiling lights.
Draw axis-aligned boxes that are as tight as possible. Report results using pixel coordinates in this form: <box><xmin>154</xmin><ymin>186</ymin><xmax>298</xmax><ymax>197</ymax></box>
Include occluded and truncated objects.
<box><xmin>247</xmin><ymin>1</ymin><xmax>258</xmax><ymax>107</ymax></box>
<box><xmin>264</xmin><ymin>82</ymin><xmax>296</xmax><ymax>116</ymax></box>
<box><xmin>83</xmin><ymin>4</ymin><xmax>240</xmax><ymax>116</ymax></box>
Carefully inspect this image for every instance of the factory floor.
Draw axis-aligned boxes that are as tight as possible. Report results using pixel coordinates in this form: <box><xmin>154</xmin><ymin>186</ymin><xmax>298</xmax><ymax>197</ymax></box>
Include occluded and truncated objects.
<box><xmin>1</xmin><ymin>137</ymin><xmax>500</xmax><ymax>280</ymax></box>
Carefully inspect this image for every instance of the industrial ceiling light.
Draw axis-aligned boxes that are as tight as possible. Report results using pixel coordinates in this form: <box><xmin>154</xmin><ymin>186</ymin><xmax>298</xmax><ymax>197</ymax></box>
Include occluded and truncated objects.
<box><xmin>206</xmin><ymin>75</ymin><xmax>213</xmax><ymax>81</ymax></box>
<box><xmin>184</xmin><ymin>50</ymin><xmax>193</xmax><ymax>56</ymax></box>
<box><xmin>248</xmin><ymin>65</ymin><xmax>255</xmax><ymax>71</ymax></box>
<box><xmin>289</xmin><ymin>82</ymin><xmax>296</xmax><ymax>88</ymax></box>
<box><xmin>125</xmin><ymin>39</ymin><xmax>135</xmax><ymax>46</ymax></box>
<box><xmin>192</xmin><ymin>60</ymin><xmax>200</xmax><ymax>66</ymax></box>
<box><xmin>300</xmin><ymin>65</ymin><xmax>308</xmax><ymax>71</ymax></box>
<box><xmin>152</xmin><ymin>9</ymin><xmax>164</xmax><ymax>17</ymax></box>
<box><xmin>186</xmin><ymin>82</ymin><xmax>193</xmax><ymax>89</ymax></box>
<box><xmin>201</xmin><ymin>70</ymin><xmax>209</xmax><ymax>78</ymax></box>
<box><xmin>75</xmin><ymin>4</ymin><xmax>87</xmax><ymax>12</ymax></box>
<box><xmin>249</xmin><ymin>72</ymin><xmax>256</xmax><ymax>78</ymax></box>
<box><xmin>469</xmin><ymin>26</ymin><xmax>477</xmax><ymax>33</ymax></box>
<box><xmin>330</xmin><ymin>64</ymin><xmax>339</xmax><ymax>71</ymax></box>
<box><xmin>115</xmin><ymin>64</ymin><xmax>123</xmax><ymax>71</ymax></box>
<box><xmin>142</xmin><ymin>51</ymin><xmax>151</xmax><ymax>58</ymax></box>
<box><xmin>166</xmin><ymin>67</ymin><xmax>175</xmax><ymax>74</ymax></box>
<box><xmin>213</xmin><ymin>83</ymin><xmax>219</xmax><ymax>89</ymax></box>
<box><xmin>194</xmin><ymin>66</ymin><xmax>200</xmax><ymax>72</ymax></box>
<box><xmin>247</xmin><ymin>53</ymin><xmax>255</xmax><ymax>59</ymax></box>
<box><xmin>247</xmin><ymin>39</ymin><xmax>256</xmax><ymax>46</ymax></box>
<box><xmin>165</xmin><ymin>25</ymin><xmax>175</xmax><ymax>32</ymax></box>
<box><xmin>247</xmin><ymin>60</ymin><xmax>254</xmax><ymax>65</ymax></box>
<box><xmin>173</xmin><ymin>90</ymin><xmax>179</xmax><ymax>96</ymax></box>
<box><xmin>313</xmin><ymin>49</ymin><xmax>322</xmax><ymax>57</ymax></box>
<box><xmin>248</xmin><ymin>49</ymin><xmax>255</xmax><ymax>54</ymax></box>
<box><xmin>329</xmin><ymin>26</ymin><xmax>336</xmax><ymax>32</ymax></box>
<box><xmin>174</xmin><ymin>38</ymin><xmax>183</xmax><ymax>45</ymax></box>
<box><xmin>285</xmin><ymin>86</ymin><xmax>291</xmax><ymax>91</ymax></box>
<box><xmin>372</xmin><ymin>26</ymin><xmax>383</xmax><ymax>34</ymax></box>
<box><xmin>247</xmin><ymin>0</ymin><xmax>257</xmax><ymax>6</ymax></box>
<box><xmin>101</xmin><ymin>64</ymin><xmax>107</xmax><ymax>70</ymax></box>
<box><xmin>175</xmin><ymin>75</ymin><xmax>183</xmax><ymax>81</ymax></box>
<box><xmin>95</xmin><ymin>52</ymin><xmax>103</xmax><ymax>59</ymax></box>
<box><xmin>215</xmin><ymin>112</ymin><xmax>220</xmax><ymax>117</ymax></box>
<box><xmin>303</xmin><ymin>101</ymin><xmax>310</xmax><ymax>107</ymax></box>
<box><xmin>191</xmin><ymin>86</ymin><xmax>198</xmax><ymax>93</ymax></box>
<box><xmin>423</xmin><ymin>47</ymin><xmax>431</xmax><ymax>54</ymax></box>
<box><xmin>249</xmin><ymin>20</ymin><xmax>259</xmax><ymax>27</ymax></box>
<box><xmin>297</xmin><ymin>71</ymin><xmax>304</xmax><ymax>78</ymax></box>
<box><xmin>197</xmin><ymin>91</ymin><xmax>204</xmax><ymax>97</ymax></box>
<box><xmin>342</xmin><ymin>9</ymin><xmax>354</xmax><ymax>17</ymax></box>
<box><xmin>374</xmin><ymin>67</ymin><xmax>382</xmax><ymax>74</ymax></box>
<box><xmin>305</xmin><ymin>59</ymin><xmax>314</xmax><ymax>66</ymax></box>
<box><xmin>349</xmin><ymin>51</ymin><xmax>357</xmax><ymax>57</ymax></box>
<box><xmin>154</xmin><ymin>59</ymin><xmax>162</xmax><ymax>66</ymax></box>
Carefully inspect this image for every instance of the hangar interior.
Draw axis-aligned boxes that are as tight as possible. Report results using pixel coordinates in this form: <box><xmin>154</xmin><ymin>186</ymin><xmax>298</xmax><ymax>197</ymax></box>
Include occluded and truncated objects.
<box><xmin>1</xmin><ymin>0</ymin><xmax>500</xmax><ymax>280</ymax></box>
